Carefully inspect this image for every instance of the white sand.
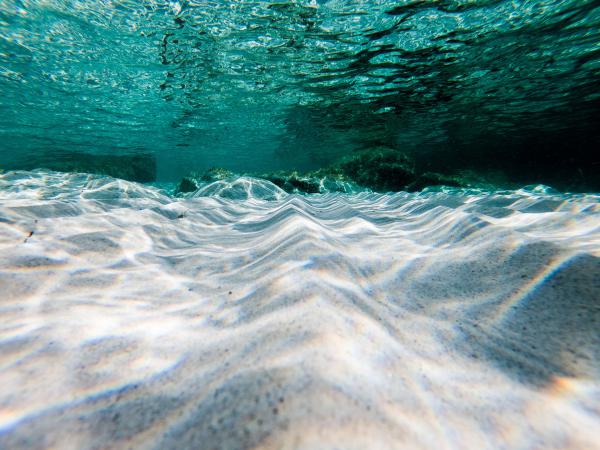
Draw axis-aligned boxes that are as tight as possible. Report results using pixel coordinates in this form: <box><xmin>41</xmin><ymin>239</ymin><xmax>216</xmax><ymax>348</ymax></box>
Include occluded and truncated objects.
<box><xmin>0</xmin><ymin>170</ymin><xmax>599</xmax><ymax>449</ymax></box>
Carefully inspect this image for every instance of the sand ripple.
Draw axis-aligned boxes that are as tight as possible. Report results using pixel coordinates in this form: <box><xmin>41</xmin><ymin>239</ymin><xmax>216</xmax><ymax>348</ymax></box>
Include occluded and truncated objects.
<box><xmin>0</xmin><ymin>170</ymin><xmax>599</xmax><ymax>449</ymax></box>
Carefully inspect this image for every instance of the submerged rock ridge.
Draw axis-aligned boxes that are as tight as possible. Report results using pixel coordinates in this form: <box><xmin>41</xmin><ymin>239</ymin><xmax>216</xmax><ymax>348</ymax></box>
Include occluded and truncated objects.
<box><xmin>0</xmin><ymin>170</ymin><xmax>599</xmax><ymax>449</ymax></box>
<box><xmin>0</xmin><ymin>152</ymin><xmax>157</xmax><ymax>183</ymax></box>
<box><xmin>177</xmin><ymin>148</ymin><xmax>492</xmax><ymax>195</ymax></box>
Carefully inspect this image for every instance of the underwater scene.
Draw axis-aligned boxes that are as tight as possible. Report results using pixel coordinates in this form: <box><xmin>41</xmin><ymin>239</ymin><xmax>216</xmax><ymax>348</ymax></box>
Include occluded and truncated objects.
<box><xmin>1</xmin><ymin>0</ymin><xmax>599</xmax><ymax>449</ymax></box>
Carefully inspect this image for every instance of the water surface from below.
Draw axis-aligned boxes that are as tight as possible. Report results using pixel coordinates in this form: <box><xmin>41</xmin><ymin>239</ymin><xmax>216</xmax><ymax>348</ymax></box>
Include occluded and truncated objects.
<box><xmin>1</xmin><ymin>0</ymin><xmax>599</xmax><ymax>188</ymax></box>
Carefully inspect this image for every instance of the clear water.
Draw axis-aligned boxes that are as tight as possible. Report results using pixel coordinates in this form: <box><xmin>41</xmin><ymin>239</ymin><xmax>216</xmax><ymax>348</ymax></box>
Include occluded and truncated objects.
<box><xmin>1</xmin><ymin>1</ymin><xmax>600</xmax><ymax>449</ymax></box>
<box><xmin>1</xmin><ymin>0</ymin><xmax>599</xmax><ymax>188</ymax></box>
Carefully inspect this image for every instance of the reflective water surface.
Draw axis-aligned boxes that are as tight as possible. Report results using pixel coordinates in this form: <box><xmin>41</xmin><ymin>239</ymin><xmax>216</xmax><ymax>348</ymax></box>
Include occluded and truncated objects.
<box><xmin>1</xmin><ymin>1</ymin><xmax>599</xmax><ymax>186</ymax></box>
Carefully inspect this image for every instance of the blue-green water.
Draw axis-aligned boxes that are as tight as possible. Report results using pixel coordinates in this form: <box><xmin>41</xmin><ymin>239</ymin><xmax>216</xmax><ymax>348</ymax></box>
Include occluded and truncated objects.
<box><xmin>1</xmin><ymin>0</ymin><xmax>599</xmax><ymax>190</ymax></box>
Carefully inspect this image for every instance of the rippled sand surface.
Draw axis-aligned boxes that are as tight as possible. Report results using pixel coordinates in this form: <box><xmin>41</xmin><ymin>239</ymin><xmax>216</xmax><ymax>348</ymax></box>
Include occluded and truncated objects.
<box><xmin>0</xmin><ymin>170</ymin><xmax>599</xmax><ymax>449</ymax></box>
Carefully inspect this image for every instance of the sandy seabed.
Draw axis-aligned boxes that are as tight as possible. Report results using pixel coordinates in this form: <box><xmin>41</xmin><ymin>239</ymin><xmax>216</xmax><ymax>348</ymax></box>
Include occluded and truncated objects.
<box><xmin>0</xmin><ymin>170</ymin><xmax>599</xmax><ymax>449</ymax></box>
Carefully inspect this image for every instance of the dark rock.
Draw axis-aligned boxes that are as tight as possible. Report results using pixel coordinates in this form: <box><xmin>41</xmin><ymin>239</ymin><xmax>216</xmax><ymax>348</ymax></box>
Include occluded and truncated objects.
<box><xmin>406</xmin><ymin>172</ymin><xmax>465</xmax><ymax>192</ymax></box>
<box><xmin>177</xmin><ymin>177</ymin><xmax>199</xmax><ymax>193</ymax></box>
<box><xmin>286</xmin><ymin>175</ymin><xmax>321</xmax><ymax>194</ymax></box>
<box><xmin>258</xmin><ymin>169</ymin><xmax>356</xmax><ymax>194</ymax></box>
<box><xmin>336</xmin><ymin>147</ymin><xmax>416</xmax><ymax>191</ymax></box>
<box><xmin>175</xmin><ymin>168</ymin><xmax>235</xmax><ymax>195</ymax></box>
<box><xmin>13</xmin><ymin>152</ymin><xmax>157</xmax><ymax>183</ymax></box>
<box><xmin>200</xmin><ymin>168</ymin><xmax>234</xmax><ymax>182</ymax></box>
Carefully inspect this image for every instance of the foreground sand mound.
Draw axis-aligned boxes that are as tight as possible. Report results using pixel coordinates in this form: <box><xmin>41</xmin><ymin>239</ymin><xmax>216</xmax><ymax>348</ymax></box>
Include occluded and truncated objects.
<box><xmin>0</xmin><ymin>171</ymin><xmax>599</xmax><ymax>449</ymax></box>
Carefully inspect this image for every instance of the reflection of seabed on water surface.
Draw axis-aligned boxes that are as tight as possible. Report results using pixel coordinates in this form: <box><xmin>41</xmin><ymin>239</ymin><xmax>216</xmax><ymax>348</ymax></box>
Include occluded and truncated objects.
<box><xmin>0</xmin><ymin>171</ymin><xmax>598</xmax><ymax>448</ymax></box>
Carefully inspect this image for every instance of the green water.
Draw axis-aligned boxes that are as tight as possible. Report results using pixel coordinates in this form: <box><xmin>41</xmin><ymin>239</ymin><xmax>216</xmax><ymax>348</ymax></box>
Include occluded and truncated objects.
<box><xmin>1</xmin><ymin>0</ymin><xmax>599</xmax><ymax>190</ymax></box>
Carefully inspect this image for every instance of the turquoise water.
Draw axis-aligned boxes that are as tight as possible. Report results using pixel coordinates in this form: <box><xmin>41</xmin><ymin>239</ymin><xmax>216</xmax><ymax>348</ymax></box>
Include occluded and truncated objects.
<box><xmin>1</xmin><ymin>0</ymin><xmax>599</xmax><ymax>190</ymax></box>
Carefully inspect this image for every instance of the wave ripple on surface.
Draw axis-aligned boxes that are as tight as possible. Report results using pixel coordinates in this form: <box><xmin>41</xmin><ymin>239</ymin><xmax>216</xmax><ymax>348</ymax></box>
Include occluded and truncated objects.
<box><xmin>0</xmin><ymin>170</ymin><xmax>599</xmax><ymax>449</ymax></box>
